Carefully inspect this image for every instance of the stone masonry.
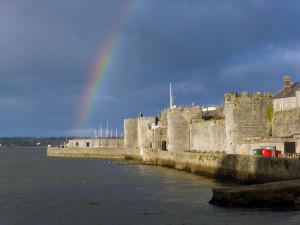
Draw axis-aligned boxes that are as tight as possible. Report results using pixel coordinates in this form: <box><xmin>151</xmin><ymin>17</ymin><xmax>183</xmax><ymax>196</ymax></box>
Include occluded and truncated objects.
<box><xmin>224</xmin><ymin>92</ymin><xmax>273</xmax><ymax>154</ymax></box>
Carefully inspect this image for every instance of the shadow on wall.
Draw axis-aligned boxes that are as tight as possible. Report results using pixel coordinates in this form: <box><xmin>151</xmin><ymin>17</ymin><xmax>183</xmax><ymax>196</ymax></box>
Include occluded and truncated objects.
<box><xmin>215</xmin><ymin>154</ymin><xmax>298</xmax><ymax>184</ymax></box>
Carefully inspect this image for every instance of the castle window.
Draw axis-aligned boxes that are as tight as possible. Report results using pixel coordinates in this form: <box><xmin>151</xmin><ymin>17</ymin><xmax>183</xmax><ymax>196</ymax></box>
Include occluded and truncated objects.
<box><xmin>86</xmin><ymin>142</ymin><xmax>90</xmax><ymax>147</ymax></box>
<box><xmin>76</xmin><ymin>142</ymin><xmax>79</xmax><ymax>147</ymax></box>
<box><xmin>150</xmin><ymin>142</ymin><xmax>152</xmax><ymax>148</ymax></box>
<box><xmin>148</xmin><ymin>124</ymin><xmax>151</xmax><ymax>130</ymax></box>
<box><xmin>279</xmin><ymin>103</ymin><xmax>283</xmax><ymax>111</ymax></box>
<box><xmin>285</xmin><ymin>103</ymin><xmax>288</xmax><ymax>109</ymax></box>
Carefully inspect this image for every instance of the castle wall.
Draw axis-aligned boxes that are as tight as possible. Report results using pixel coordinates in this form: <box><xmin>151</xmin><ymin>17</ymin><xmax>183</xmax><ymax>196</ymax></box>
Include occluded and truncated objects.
<box><xmin>190</xmin><ymin>119</ymin><xmax>225</xmax><ymax>152</ymax></box>
<box><xmin>167</xmin><ymin>107</ymin><xmax>202</xmax><ymax>152</ymax></box>
<box><xmin>137</xmin><ymin>117</ymin><xmax>157</xmax><ymax>149</ymax></box>
<box><xmin>152</xmin><ymin>128</ymin><xmax>167</xmax><ymax>150</ymax></box>
<box><xmin>160</xmin><ymin>110</ymin><xmax>168</xmax><ymax>128</ymax></box>
<box><xmin>99</xmin><ymin>138</ymin><xmax>124</xmax><ymax>147</ymax></box>
<box><xmin>272</xmin><ymin>108</ymin><xmax>300</xmax><ymax>137</ymax></box>
<box><xmin>225</xmin><ymin>92</ymin><xmax>273</xmax><ymax>154</ymax></box>
<box><xmin>124</xmin><ymin>119</ymin><xmax>138</xmax><ymax>148</ymax></box>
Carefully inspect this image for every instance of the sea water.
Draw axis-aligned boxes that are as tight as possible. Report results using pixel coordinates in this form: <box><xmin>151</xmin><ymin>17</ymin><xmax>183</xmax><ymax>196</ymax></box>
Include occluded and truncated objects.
<box><xmin>0</xmin><ymin>147</ymin><xmax>299</xmax><ymax>225</ymax></box>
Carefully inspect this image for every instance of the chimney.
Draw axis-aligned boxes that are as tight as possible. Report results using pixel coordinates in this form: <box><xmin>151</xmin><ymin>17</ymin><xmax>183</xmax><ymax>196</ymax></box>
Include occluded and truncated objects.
<box><xmin>284</xmin><ymin>76</ymin><xmax>291</xmax><ymax>94</ymax></box>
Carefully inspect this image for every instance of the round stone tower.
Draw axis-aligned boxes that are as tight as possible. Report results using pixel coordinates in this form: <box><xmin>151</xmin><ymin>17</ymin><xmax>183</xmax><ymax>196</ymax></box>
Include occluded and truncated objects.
<box><xmin>124</xmin><ymin>119</ymin><xmax>138</xmax><ymax>148</ymax></box>
<box><xmin>167</xmin><ymin>107</ymin><xmax>202</xmax><ymax>151</ymax></box>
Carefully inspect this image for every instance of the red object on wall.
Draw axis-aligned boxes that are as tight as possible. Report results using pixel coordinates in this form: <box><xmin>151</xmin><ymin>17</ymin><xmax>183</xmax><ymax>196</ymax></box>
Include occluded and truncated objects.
<box><xmin>262</xmin><ymin>149</ymin><xmax>272</xmax><ymax>157</ymax></box>
<box><xmin>274</xmin><ymin>150</ymin><xmax>281</xmax><ymax>157</ymax></box>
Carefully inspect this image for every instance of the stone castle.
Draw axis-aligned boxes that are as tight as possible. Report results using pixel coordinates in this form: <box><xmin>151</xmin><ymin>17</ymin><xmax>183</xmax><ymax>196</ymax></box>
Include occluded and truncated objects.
<box><xmin>124</xmin><ymin>76</ymin><xmax>300</xmax><ymax>155</ymax></box>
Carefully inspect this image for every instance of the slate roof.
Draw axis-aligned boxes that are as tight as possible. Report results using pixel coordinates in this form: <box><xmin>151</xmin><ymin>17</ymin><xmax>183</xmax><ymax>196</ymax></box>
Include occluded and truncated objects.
<box><xmin>272</xmin><ymin>82</ymin><xmax>300</xmax><ymax>99</ymax></box>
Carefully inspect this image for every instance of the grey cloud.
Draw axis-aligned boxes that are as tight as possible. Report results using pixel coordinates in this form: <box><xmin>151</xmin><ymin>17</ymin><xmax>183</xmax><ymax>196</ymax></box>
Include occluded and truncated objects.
<box><xmin>0</xmin><ymin>0</ymin><xmax>300</xmax><ymax>136</ymax></box>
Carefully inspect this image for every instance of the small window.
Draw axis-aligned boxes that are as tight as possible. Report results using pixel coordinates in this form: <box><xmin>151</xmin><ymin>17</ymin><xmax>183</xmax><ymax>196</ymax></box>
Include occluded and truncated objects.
<box><xmin>148</xmin><ymin>124</ymin><xmax>151</xmax><ymax>130</ymax></box>
<box><xmin>150</xmin><ymin>142</ymin><xmax>152</xmax><ymax>148</ymax></box>
<box><xmin>86</xmin><ymin>143</ymin><xmax>90</xmax><ymax>147</ymax></box>
<box><xmin>76</xmin><ymin>142</ymin><xmax>79</xmax><ymax>147</ymax></box>
<box><xmin>291</xmin><ymin>102</ymin><xmax>295</xmax><ymax>108</ymax></box>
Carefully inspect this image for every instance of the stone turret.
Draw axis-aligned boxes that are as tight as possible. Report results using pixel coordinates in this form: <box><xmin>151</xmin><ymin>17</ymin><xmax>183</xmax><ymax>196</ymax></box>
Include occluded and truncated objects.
<box><xmin>224</xmin><ymin>92</ymin><xmax>273</xmax><ymax>154</ymax></box>
<box><xmin>124</xmin><ymin>119</ymin><xmax>138</xmax><ymax>148</ymax></box>
<box><xmin>167</xmin><ymin>107</ymin><xmax>202</xmax><ymax>151</ymax></box>
<box><xmin>137</xmin><ymin>117</ymin><xmax>157</xmax><ymax>149</ymax></box>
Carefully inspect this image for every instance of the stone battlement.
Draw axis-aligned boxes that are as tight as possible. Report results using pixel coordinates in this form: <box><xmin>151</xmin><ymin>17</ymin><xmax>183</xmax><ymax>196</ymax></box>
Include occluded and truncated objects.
<box><xmin>225</xmin><ymin>92</ymin><xmax>272</xmax><ymax>101</ymax></box>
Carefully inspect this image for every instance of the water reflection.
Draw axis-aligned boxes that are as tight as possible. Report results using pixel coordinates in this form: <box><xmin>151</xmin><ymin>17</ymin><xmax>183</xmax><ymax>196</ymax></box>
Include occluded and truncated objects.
<box><xmin>0</xmin><ymin>147</ymin><xmax>299</xmax><ymax>225</ymax></box>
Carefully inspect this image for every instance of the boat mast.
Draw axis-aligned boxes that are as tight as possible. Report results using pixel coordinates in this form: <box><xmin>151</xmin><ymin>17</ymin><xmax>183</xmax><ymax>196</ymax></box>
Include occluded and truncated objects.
<box><xmin>170</xmin><ymin>83</ymin><xmax>174</xmax><ymax>108</ymax></box>
<box><xmin>106</xmin><ymin>120</ymin><xmax>108</xmax><ymax>138</ymax></box>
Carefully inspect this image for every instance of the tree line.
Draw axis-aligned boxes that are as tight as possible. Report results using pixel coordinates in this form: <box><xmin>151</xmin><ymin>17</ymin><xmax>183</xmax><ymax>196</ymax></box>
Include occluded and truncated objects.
<box><xmin>0</xmin><ymin>137</ymin><xmax>78</xmax><ymax>147</ymax></box>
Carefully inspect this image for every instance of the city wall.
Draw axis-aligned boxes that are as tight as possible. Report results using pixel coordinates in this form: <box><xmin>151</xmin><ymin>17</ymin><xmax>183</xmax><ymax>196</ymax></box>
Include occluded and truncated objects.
<box><xmin>167</xmin><ymin>107</ymin><xmax>202</xmax><ymax>151</ymax></box>
<box><xmin>47</xmin><ymin>147</ymin><xmax>127</xmax><ymax>158</ymax></box>
<box><xmin>99</xmin><ymin>138</ymin><xmax>124</xmax><ymax>147</ymax></box>
<box><xmin>190</xmin><ymin>119</ymin><xmax>225</xmax><ymax>152</ymax></box>
<box><xmin>225</xmin><ymin>92</ymin><xmax>273</xmax><ymax>154</ymax></box>
<box><xmin>124</xmin><ymin>91</ymin><xmax>300</xmax><ymax>155</ymax></box>
<box><xmin>157</xmin><ymin>151</ymin><xmax>300</xmax><ymax>184</ymax></box>
<box><xmin>272</xmin><ymin>107</ymin><xmax>300</xmax><ymax>137</ymax></box>
<box><xmin>137</xmin><ymin>117</ymin><xmax>157</xmax><ymax>149</ymax></box>
<box><xmin>124</xmin><ymin>119</ymin><xmax>138</xmax><ymax>148</ymax></box>
<box><xmin>47</xmin><ymin>147</ymin><xmax>300</xmax><ymax>183</ymax></box>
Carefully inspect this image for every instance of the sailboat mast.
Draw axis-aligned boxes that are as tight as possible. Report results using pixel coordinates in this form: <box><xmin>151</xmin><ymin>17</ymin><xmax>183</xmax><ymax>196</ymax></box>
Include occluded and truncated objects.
<box><xmin>170</xmin><ymin>82</ymin><xmax>173</xmax><ymax>108</ymax></box>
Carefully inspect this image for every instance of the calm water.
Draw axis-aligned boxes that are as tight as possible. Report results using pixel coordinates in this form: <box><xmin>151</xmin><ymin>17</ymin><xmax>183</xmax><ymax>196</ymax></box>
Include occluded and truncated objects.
<box><xmin>0</xmin><ymin>147</ymin><xmax>299</xmax><ymax>225</ymax></box>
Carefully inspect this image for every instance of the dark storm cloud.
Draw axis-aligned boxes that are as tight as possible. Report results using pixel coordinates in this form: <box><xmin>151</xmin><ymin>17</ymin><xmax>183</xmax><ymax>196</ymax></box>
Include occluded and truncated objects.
<box><xmin>0</xmin><ymin>0</ymin><xmax>300</xmax><ymax>136</ymax></box>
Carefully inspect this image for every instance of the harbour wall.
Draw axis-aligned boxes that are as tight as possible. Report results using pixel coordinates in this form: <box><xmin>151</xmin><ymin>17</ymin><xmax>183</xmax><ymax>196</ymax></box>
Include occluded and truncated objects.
<box><xmin>47</xmin><ymin>147</ymin><xmax>300</xmax><ymax>184</ymax></box>
<box><xmin>47</xmin><ymin>147</ymin><xmax>127</xmax><ymax>158</ymax></box>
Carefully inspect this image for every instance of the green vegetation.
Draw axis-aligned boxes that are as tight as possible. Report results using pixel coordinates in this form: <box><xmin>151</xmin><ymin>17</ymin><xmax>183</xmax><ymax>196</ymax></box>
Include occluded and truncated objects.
<box><xmin>266</xmin><ymin>106</ymin><xmax>274</xmax><ymax>137</ymax></box>
<box><xmin>184</xmin><ymin>149</ymin><xmax>191</xmax><ymax>152</ymax></box>
<box><xmin>0</xmin><ymin>137</ymin><xmax>79</xmax><ymax>147</ymax></box>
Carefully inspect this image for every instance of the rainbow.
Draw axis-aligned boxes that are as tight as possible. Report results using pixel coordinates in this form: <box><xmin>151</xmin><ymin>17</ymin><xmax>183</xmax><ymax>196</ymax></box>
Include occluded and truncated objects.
<box><xmin>75</xmin><ymin>0</ymin><xmax>137</xmax><ymax>130</ymax></box>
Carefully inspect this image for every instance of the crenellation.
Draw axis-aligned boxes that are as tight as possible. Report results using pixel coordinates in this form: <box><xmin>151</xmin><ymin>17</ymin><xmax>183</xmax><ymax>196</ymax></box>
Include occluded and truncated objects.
<box><xmin>264</xmin><ymin>92</ymin><xmax>272</xmax><ymax>98</ymax></box>
<box><xmin>253</xmin><ymin>92</ymin><xmax>261</xmax><ymax>98</ymax></box>
<box><xmin>241</xmin><ymin>92</ymin><xmax>249</xmax><ymax>97</ymax></box>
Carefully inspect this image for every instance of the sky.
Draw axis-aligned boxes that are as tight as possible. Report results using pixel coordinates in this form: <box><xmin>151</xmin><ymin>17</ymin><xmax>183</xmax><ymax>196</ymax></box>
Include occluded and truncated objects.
<box><xmin>1</xmin><ymin>0</ymin><xmax>300</xmax><ymax>137</ymax></box>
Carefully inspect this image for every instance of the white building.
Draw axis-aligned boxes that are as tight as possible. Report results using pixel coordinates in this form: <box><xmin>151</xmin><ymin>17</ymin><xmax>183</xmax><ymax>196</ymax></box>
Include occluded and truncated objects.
<box><xmin>273</xmin><ymin>76</ymin><xmax>300</xmax><ymax>112</ymax></box>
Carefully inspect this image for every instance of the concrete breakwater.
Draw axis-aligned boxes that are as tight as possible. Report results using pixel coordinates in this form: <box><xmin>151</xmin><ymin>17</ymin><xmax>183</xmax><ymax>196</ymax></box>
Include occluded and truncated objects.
<box><xmin>210</xmin><ymin>179</ymin><xmax>300</xmax><ymax>207</ymax></box>
<box><xmin>47</xmin><ymin>147</ymin><xmax>127</xmax><ymax>158</ymax></box>
<box><xmin>47</xmin><ymin>147</ymin><xmax>300</xmax><ymax>184</ymax></box>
